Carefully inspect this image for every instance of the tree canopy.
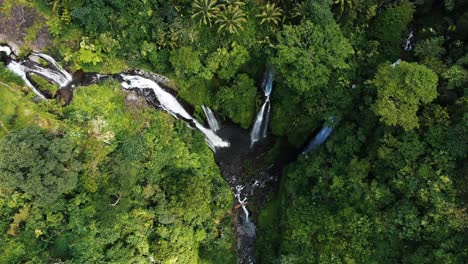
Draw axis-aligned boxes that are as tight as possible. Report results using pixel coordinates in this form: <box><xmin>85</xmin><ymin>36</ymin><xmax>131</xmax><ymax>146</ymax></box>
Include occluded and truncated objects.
<box><xmin>371</xmin><ymin>61</ymin><xmax>438</xmax><ymax>130</ymax></box>
<box><xmin>0</xmin><ymin>126</ymin><xmax>81</xmax><ymax>206</ymax></box>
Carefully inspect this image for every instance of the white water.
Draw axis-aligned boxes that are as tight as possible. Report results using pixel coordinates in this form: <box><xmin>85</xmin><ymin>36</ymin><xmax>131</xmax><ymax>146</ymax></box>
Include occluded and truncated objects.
<box><xmin>235</xmin><ymin>185</ymin><xmax>250</xmax><ymax>223</ymax></box>
<box><xmin>302</xmin><ymin>118</ymin><xmax>335</xmax><ymax>154</ymax></box>
<box><xmin>2</xmin><ymin>45</ymin><xmax>74</xmax><ymax>99</ymax></box>
<box><xmin>250</xmin><ymin>101</ymin><xmax>267</xmax><ymax>147</ymax></box>
<box><xmin>31</xmin><ymin>53</ymin><xmax>73</xmax><ymax>83</ymax></box>
<box><xmin>263</xmin><ymin>70</ymin><xmax>273</xmax><ymax>97</ymax></box>
<box><xmin>404</xmin><ymin>31</ymin><xmax>414</xmax><ymax>51</ymax></box>
<box><xmin>250</xmin><ymin>69</ymin><xmax>273</xmax><ymax>147</ymax></box>
<box><xmin>202</xmin><ymin>105</ymin><xmax>220</xmax><ymax>131</ymax></box>
<box><xmin>0</xmin><ymin>45</ymin><xmax>12</xmax><ymax>56</ymax></box>
<box><xmin>6</xmin><ymin>61</ymin><xmax>46</xmax><ymax>99</ymax></box>
<box><xmin>391</xmin><ymin>59</ymin><xmax>401</xmax><ymax>67</ymax></box>
<box><xmin>27</xmin><ymin>63</ymin><xmax>71</xmax><ymax>87</ymax></box>
<box><xmin>120</xmin><ymin>75</ymin><xmax>230</xmax><ymax>150</ymax></box>
<box><xmin>261</xmin><ymin>101</ymin><xmax>270</xmax><ymax>139</ymax></box>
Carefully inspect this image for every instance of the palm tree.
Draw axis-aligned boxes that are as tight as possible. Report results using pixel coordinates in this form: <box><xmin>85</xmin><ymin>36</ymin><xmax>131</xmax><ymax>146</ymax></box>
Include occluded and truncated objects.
<box><xmin>334</xmin><ymin>0</ymin><xmax>353</xmax><ymax>13</ymax></box>
<box><xmin>291</xmin><ymin>1</ymin><xmax>307</xmax><ymax>21</ymax></box>
<box><xmin>220</xmin><ymin>0</ymin><xmax>246</xmax><ymax>7</ymax></box>
<box><xmin>216</xmin><ymin>4</ymin><xmax>247</xmax><ymax>34</ymax></box>
<box><xmin>257</xmin><ymin>2</ymin><xmax>283</xmax><ymax>26</ymax></box>
<box><xmin>191</xmin><ymin>0</ymin><xmax>221</xmax><ymax>27</ymax></box>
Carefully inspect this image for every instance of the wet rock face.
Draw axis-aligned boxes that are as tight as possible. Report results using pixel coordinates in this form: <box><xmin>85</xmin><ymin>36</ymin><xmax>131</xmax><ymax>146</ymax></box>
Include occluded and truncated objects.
<box><xmin>235</xmin><ymin>212</ymin><xmax>257</xmax><ymax>264</ymax></box>
<box><xmin>55</xmin><ymin>88</ymin><xmax>73</xmax><ymax>106</ymax></box>
<box><xmin>124</xmin><ymin>91</ymin><xmax>149</xmax><ymax>110</ymax></box>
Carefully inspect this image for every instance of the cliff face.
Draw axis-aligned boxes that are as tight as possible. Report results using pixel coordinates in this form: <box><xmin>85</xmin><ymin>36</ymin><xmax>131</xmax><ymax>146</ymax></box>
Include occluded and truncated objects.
<box><xmin>0</xmin><ymin>0</ymin><xmax>52</xmax><ymax>54</ymax></box>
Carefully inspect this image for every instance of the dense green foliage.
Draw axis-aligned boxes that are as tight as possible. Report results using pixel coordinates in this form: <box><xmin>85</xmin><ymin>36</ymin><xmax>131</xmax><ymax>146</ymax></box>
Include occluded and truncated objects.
<box><xmin>0</xmin><ymin>0</ymin><xmax>467</xmax><ymax>263</ymax></box>
<box><xmin>0</xmin><ymin>82</ymin><xmax>235</xmax><ymax>263</ymax></box>
<box><xmin>271</xmin><ymin>17</ymin><xmax>353</xmax><ymax>144</ymax></box>
<box><xmin>272</xmin><ymin>105</ymin><xmax>466</xmax><ymax>263</ymax></box>
<box><xmin>372</xmin><ymin>0</ymin><xmax>414</xmax><ymax>59</ymax></box>
<box><xmin>0</xmin><ymin>127</ymin><xmax>80</xmax><ymax>206</ymax></box>
<box><xmin>371</xmin><ymin>61</ymin><xmax>438</xmax><ymax>130</ymax></box>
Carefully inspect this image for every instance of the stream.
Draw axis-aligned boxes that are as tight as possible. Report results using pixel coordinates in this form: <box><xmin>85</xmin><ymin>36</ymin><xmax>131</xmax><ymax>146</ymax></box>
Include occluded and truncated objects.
<box><xmin>1</xmin><ymin>45</ymin><xmax>333</xmax><ymax>264</ymax></box>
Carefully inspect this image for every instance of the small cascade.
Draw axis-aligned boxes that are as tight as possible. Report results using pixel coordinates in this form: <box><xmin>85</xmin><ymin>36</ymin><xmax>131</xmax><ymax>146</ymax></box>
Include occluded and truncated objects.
<box><xmin>31</xmin><ymin>53</ymin><xmax>73</xmax><ymax>83</ymax></box>
<box><xmin>302</xmin><ymin>118</ymin><xmax>335</xmax><ymax>154</ymax></box>
<box><xmin>6</xmin><ymin>61</ymin><xmax>46</xmax><ymax>99</ymax></box>
<box><xmin>120</xmin><ymin>75</ymin><xmax>230</xmax><ymax>150</ymax></box>
<box><xmin>1</xmin><ymin>45</ymin><xmax>73</xmax><ymax>98</ymax></box>
<box><xmin>0</xmin><ymin>45</ymin><xmax>12</xmax><ymax>56</ymax></box>
<box><xmin>202</xmin><ymin>105</ymin><xmax>220</xmax><ymax>132</ymax></box>
<box><xmin>235</xmin><ymin>185</ymin><xmax>250</xmax><ymax>223</ymax></box>
<box><xmin>250</xmin><ymin>69</ymin><xmax>273</xmax><ymax>147</ymax></box>
<box><xmin>391</xmin><ymin>59</ymin><xmax>401</xmax><ymax>67</ymax></box>
<box><xmin>404</xmin><ymin>31</ymin><xmax>414</xmax><ymax>51</ymax></box>
<box><xmin>27</xmin><ymin>62</ymin><xmax>71</xmax><ymax>87</ymax></box>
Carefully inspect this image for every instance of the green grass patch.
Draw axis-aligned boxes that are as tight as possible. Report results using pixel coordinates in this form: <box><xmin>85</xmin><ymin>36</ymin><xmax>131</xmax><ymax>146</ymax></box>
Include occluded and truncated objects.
<box><xmin>29</xmin><ymin>73</ymin><xmax>58</xmax><ymax>95</ymax></box>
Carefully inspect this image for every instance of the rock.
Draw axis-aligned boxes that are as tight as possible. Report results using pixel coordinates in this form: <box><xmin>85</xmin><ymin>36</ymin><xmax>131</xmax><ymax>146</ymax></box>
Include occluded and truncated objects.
<box><xmin>0</xmin><ymin>2</ymin><xmax>52</xmax><ymax>54</ymax></box>
<box><xmin>124</xmin><ymin>91</ymin><xmax>148</xmax><ymax>110</ymax></box>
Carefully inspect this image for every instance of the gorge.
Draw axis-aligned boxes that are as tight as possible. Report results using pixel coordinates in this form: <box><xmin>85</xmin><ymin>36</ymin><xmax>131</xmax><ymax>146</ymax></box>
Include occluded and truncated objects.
<box><xmin>0</xmin><ymin>44</ymin><xmax>334</xmax><ymax>264</ymax></box>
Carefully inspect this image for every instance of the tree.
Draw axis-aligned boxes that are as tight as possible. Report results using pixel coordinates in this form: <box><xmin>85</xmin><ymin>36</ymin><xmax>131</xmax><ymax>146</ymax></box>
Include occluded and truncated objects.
<box><xmin>334</xmin><ymin>0</ymin><xmax>354</xmax><ymax>13</ymax></box>
<box><xmin>215</xmin><ymin>74</ymin><xmax>257</xmax><ymax>128</ymax></box>
<box><xmin>272</xmin><ymin>20</ymin><xmax>353</xmax><ymax>93</ymax></box>
<box><xmin>191</xmin><ymin>0</ymin><xmax>221</xmax><ymax>27</ymax></box>
<box><xmin>206</xmin><ymin>42</ymin><xmax>250</xmax><ymax>80</ymax></box>
<box><xmin>414</xmin><ymin>36</ymin><xmax>446</xmax><ymax>60</ymax></box>
<box><xmin>371</xmin><ymin>61</ymin><xmax>438</xmax><ymax>130</ymax></box>
<box><xmin>170</xmin><ymin>46</ymin><xmax>203</xmax><ymax>77</ymax></box>
<box><xmin>0</xmin><ymin>127</ymin><xmax>81</xmax><ymax>206</ymax></box>
<box><xmin>290</xmin><ymin>2</ymin><xmax>308</xmax><ymax>20</ymax></box>
<box><xmin>257</xmin><ymin>2</ymin><xmax>283</xmax><ymax>26</ymax></box>
<box><xmin>216</xmin><ymin>4</ymin><xmax>247</xmax><ymax>34</ymax></box>
<box><xmin>271</xmin><ymin>18</ymin><xmax>353</xmax><ymax>144</ymax></box>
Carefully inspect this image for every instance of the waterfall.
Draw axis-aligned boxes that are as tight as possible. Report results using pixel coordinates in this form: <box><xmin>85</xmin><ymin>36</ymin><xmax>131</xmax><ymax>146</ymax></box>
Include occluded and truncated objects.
<box><xmin>404</xmin><ymin>31</ymin><xmax>414</xmax><ymax>51</ymax></box>
<box><xmin>250</xmin><ymin>101</ymin><xmax>267</xmax><ymax>147</ymax></box>
<box><xmin>250</xmin><ymin>69</ymin><xmax>273</xmax><ymax>147</ymax></box>
<box><xmin>6</xmin><ymin>61</ymin><xmax>46</xmax><ymax>99</ymax></box>
<box><xmin>302</xmin><ymin>118</ymin><xmax>335</xmax><ymax>154</ymax></box>
<box><xmin>261</xmin><ymin>100</ymin><xmax>270</xmax><ymax>139</ymax></box>
<box><xmin>27</xmin><ymin>62</ymin><xmax>72</xmax><ymax>87</ymax></box>
<box><xmin>202</xmin><ymin>105</ymin><xmax>220</xmax><ymax>131</ymax></box>
<box><xmin>31</xmin><ymin>53</ymin><xmax>73</xmax><ymax>83</ymax></box>
<box><xmin>1</xmin><ymin>45</ymin><xmax>72</xmax><ymax>90</ymax></box>
<box><xmin>2</xmin><ymin>45</ymin><xmax>229</xmax><ymax>151</ymax></box>
<box><xmin>120</xmin><ymin>75</ymin><xmax>230</xmax><ymax>150</ymax></box>
<box><xmin>235</xmin><ymin>185</ymin><xmax>249</xmax><ymax>223</ymax></box>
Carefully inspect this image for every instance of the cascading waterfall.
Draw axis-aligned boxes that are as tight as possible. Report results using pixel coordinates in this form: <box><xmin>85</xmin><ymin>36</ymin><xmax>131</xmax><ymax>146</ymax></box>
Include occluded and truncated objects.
<box><xmin>250</xmin><ymin>102</ymin><xmax>267</xmax><ymax>147</ymax></box>
<box><xmin>1</xmin><ymin>45</ymin><xmax>73</xmax><ymax>99</ymax></box>
<box><xmin>302</xmin><ymin>118</ymin><xmax>335</xmax><ymax>154</ymax></box>
<box><xmin>26</xmin><ymin>62</ymin><xmax>71</xmax><ymax>87</ymax></box>
<box><xmin>6</xmin><ymin>61</ymin><xmax>47</xmax><ymax>99</ymax></box>
<box><xmin>31</xmin><ymin>53</ymin><xmax>73</xmax><ymax>84</ymax></box>
<box><xmin>261</xmin><ymin>102</ymin><xmax>271</xmax><ymax>139</ymax></box>
<box><xmin>202</xmin><ymin>105</ymin><xmax>220</xmax><ymax>132</ymax></box>
<box><xmin>250</xmin><ymin>69</ymin><xmax>273</xmax><ymax>147</ymax></box>
<box><xmin>404</xmin><ymin>31</ymin><xmax>414</xmax><ymax>51</ymax></box>
<box><xmin>1</xmin><ymin>45</ymin><xmax>229</xmax><ymax>151</ymax></box>
<box><xmin>2</xmin><ymin>45</ymin><xmax>267</xmax><ymax>263</ymax></box>
<box><xmin>120</xmin><ymin>75</ymin><xmax>230</xmax><ymax>150</ymax></box>
<box><xmin>235</xmin><ymin>185</ymin><xmax>250</xmax><ymax>223</ymax></box>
